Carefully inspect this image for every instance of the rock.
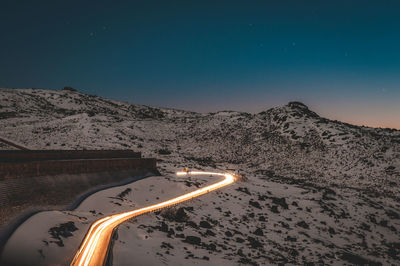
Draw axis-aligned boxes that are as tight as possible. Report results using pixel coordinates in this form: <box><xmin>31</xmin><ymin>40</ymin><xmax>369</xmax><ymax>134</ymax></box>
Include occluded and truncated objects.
<box><xmin>184</xmin><ymin>206</ymin><xmax>194</xmax><ymax>212</ymax></box>
<box><xmin>184</xmin><ymin>235</ymin><xmax>201</xmax><ymax>245</ymax></box>
<box><xmin>271</xmin><ymin>205</ymin><xmax>279</xmax><ymax>213</ymax></box>
<box><xmin>186</xmin><ymin>221</ymin><xmax>198</xmax><ymax>228</ymax></box>
<box><xmin>175</xmin><ymin>225</ymin><xmax>184</xmax><ymax>231</ymax></box>
<box><xmin>162</xmin><ymin>207</ymin><xmax>188</xmax><ymax>222</ymax></box>
<box><xmin>236</xmin><ymin>187</ymin><xmax>251</xmax><ymax>195</ymax></box>
<box><xmin>117</xmin><ymin>188</ymin><xmax>132</xmax><ymax>198</ymax></box>
<box><xmin>322</xmin><ymin>188</ymin><xmax>336</xmax><ymax>200</ymax></box>
<box><xmin>160</xmin><ymin>222</ymin><xmax>168</xmax><ymax>232</ymax></box>
<box><xmin>253</xmin><ymin>228</ymin><xmax>264</xmax><ymax>236</ymax></box>
<box><xmin>167</xmin><ymin>228</ymin><xmax>175</xmax><ymax>237</ymax></box>
<box><xmin>175</xmin><ymin>208</ymin><xmax>189</xmax><ymax>222</ymax></box>
<box><xmin>205</xmin><ymin>229</ymin><xmax>216</xmax><ymax>236</ymax></box>
<box><xmin>48</xmin><ymin>221</ymin><xmax>78</xmax><ymax>247</ymax></box>
<box><xmin>224</xmin><ymin>211</ymin><xmax>232</xmax><ymax>217</ymax></box>
<box><xmin>236</xmin><ymin>237</ymin><xmax>245</xmax><ymax>243</ymax></box>
<box><xmin>249</xmin><ymin>200</ymin><xmax>262</xmax><ymax>209</ymax></box>
<box><xmin>272</xmin><ymin>197</ymin><xmax>289</xmax><ymax>209</ymax></box>
<box><xmin>225</xmin><ymin>231</ymin><xmax>233</xmax><ymax>237</ymax></box>
<box><xmin>199</xmin><ymin>220</ymin><xmax>212</xmax><ymax>229</ymax></box>
<box><xmin>360</xmin><ymin>223</ymin><xmax>371</xmax><ymax>232</ymax></box>
<box><xmin>386</xmin><ymin>209</ymin><xmax>400</xmax><ymax>219</ymax></box>
<box><xmin>237</xmin><ymin>248</ymin><xmax>245</xmax><ymax>257</ymax></box>
<box><xmin>49</xmin><ymin>221</ymin><xmax>77</xmax><ymax>239</ymax></box>
<box><xmin>205</xmin><ymin>243</ymin><xmax>216</xmax><ymax>251</ymax></box>
<box><xmin>289</xmin><ymin>248</ymin><xmax>299</xmax><ymax>257</ymax></box>
<box><xmin>247</xmin><ymin>236</ymin><xmax>263</xmax><ymax>249</ymax></box>
<box><xmin>161</xmin><ymin>242</ymin><xmax>174</xmax><ymax>249</ymax></box>
<box><xmin>285</xmin><ymin>236</ymin><xmax>297</xmax><ymax>242</ymax></box>
<box><xmin>296</xmin><ymin>221</ymin><xmax>310</xmax><ymax>229</ymax></box>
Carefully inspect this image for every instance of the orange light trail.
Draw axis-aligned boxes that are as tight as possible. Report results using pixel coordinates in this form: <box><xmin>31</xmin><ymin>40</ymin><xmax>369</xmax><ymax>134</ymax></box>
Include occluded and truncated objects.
<box><xmin>70</xmin><ymin>171</ymin><xmax>236</xmax><ymax>266</ymax></box>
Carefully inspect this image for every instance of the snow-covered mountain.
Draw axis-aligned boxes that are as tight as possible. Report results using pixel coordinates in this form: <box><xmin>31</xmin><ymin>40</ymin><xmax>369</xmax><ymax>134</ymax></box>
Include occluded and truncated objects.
<box><xmin>1</xmin><ymin>88</ymin><xmax>398</xmax><ymax>196</ymax></box>
<box><xmin>1</xmin><ymin>88</ymin><xmax>399</xmax><ymax>265</ymax></box>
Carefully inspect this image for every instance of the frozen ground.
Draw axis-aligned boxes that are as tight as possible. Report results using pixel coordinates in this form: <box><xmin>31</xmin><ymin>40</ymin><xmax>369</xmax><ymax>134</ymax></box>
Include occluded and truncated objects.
<box><xmin>0</xmin><ymin>88</ymin><xmax>399</xmax><ymax>265</ymax></box>
<box><xmin>0</xmin><ymin>88</ymin><xmax>398</xmax><ymax>196</ymax></box>
<box><xmin>2</xmin><ymin>165</ymin><xmax>399</xmax><ymax>265</ymax></box>
<box><xmin>113</xmin><ymin>176</ymin><xmax>400</xmax><ymax>265</ymax></box>
<box><xmin>1</xmin><ymin>172</ymin><xmax>214</xmax><ymax>265</ymax></box>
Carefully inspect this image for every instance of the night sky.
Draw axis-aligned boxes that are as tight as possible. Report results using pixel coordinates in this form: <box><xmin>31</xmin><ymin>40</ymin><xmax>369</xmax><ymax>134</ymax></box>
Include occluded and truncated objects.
<box><xmin>1</xmin><ymin>0</ymin><xmax>399</xmax><ymax>129</ymax></box>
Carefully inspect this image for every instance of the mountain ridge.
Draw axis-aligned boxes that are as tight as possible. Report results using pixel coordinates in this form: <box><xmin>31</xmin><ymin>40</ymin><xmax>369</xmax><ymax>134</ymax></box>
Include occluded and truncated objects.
<box><xmin>2</xmin><ymin>87</ymin><xmax>399</xmax><ymax>131</ymax></box>
<box><xmin>0</xmin><ymin>87</ymin><xmax>399</xmax><ymax>198</ymax></box>
<box><xmin>1</xmin><ymin>87</ymin><xmax>400</xmax><ymax>265</ymax></box>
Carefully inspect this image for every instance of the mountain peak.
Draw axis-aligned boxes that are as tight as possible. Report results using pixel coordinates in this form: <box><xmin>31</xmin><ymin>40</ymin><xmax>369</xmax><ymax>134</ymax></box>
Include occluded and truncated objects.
<box><xmin>287</xmin><ymin>101</ymin><xmax>309</xmax><ymax>109</ymax></box>
<box><xmin>286</xmin><ymin>101</ymin><xmax>319</xmax><ymax>119</ymax></box>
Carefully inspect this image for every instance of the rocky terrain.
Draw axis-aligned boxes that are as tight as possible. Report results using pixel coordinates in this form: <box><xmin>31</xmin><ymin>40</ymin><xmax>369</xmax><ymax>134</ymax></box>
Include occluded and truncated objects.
<box><xmin>0</xmin><ymin>87</ymin><xmax>399</xmax><ymax>265</ymax></box>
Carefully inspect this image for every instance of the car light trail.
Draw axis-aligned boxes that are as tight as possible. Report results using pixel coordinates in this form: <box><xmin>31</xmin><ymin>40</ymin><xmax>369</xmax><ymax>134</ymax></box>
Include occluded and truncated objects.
<box><xmin>70</xmin><ymin>171</ymin><xmax>236</xmax><ymax>266</ymax></box>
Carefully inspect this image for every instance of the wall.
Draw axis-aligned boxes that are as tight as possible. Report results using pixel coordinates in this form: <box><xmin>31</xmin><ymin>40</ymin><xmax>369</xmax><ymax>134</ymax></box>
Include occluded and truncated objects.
<box><xmin>0</xmin><ymin>169</ymin><xmax>156</xmax><ymax>210</ymax></box>
<box><xmin>0</xmin><ymin>169</ymin><xmax>157</xmax><ymax>252</ymax></box>
<box><xmin>0</xmin><ymin>158</ymin><xmax>155</xmax><ymax>179</ymax></box>
<box><xmin>0</xmin><ymin>150</ymin><xmax>141</xmax><ymax>162</ymax></box>
<box><xmin>0</xmin><ymin>151</ymin><xmax>158</xmax><ymax>228</ymax></box>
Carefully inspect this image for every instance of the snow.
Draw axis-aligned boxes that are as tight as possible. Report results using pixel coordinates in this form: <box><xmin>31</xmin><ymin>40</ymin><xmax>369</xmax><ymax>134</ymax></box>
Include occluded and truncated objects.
<box><xmin>0</xmin><ymin>88</ymin><xmax>399</xmax><ymax>265</ymax></box>
<box><xmin>1</xmin><ymin>172</ymin><xmax>215</xmax><ymax>265</ymax></box>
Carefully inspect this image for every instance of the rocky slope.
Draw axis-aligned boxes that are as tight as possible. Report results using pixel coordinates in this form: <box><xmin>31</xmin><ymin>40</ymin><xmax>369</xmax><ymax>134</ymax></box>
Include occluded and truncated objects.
<box><xmin>0</xmin><ymin>88</ymin><xmax>398</xmax><ymax>196</ymax></box>
<box><xmin>0</xmin><ymin>88</ymin><xmax>399</xmax><ymax>265</ymax></box>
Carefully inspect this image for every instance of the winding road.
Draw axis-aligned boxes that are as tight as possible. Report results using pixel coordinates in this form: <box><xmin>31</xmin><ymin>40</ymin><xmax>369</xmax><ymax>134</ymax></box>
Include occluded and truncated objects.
<box><xmin>70</xmin><ymin>171</ymin><xmax>237</xmax><ymax>266</ymax></box>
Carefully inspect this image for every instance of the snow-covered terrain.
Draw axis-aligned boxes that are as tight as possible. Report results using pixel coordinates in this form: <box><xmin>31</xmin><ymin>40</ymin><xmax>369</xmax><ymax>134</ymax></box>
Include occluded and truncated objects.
<box><xmin>1</xmin><ymin>173</ymin><xmax>215</xmax><ymax>265</ymax></box>
<box><xmin>0</xmin><ymin>87</ymin><xmax>399</xmax><ymax>265</ymax></box>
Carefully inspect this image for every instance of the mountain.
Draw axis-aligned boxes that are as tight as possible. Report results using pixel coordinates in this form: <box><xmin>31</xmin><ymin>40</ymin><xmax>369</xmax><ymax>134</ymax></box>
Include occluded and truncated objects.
<box><xmin>0</xmin><ymin>88</ymin><xmax>399</xmax><ymax>265</ymax></box>
<box><xmin>1</xmin><ymin>88</ymin><xmax>398</xmax><ymax>196</ymax></box>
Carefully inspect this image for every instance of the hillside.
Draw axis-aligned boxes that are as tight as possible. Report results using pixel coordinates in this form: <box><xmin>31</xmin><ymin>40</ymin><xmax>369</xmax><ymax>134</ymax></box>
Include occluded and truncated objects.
<box><xmin>0</xmin><ymin>88</ymin><xmax>399</xmax><ymax>265</ymax></box>
<box><xmin>0</xmin><ymin>88</ymin><xmax>399</xmax><ymax>196</ymax></box>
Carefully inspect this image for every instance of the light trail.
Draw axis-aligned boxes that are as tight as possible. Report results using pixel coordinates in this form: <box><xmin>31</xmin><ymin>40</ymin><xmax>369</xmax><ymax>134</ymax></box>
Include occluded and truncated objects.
<box><xmin>70</xmin><ymin>171</ymin><xmax>237</xmax><ymax>266</ymax></box>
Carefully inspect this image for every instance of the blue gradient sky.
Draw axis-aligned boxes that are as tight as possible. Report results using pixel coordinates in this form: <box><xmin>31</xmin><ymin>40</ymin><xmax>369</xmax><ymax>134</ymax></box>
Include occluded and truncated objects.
<box><xmin>1</xmin><ymin>0</ymin><xmax>399</xmax><ymax>128</ymax></box>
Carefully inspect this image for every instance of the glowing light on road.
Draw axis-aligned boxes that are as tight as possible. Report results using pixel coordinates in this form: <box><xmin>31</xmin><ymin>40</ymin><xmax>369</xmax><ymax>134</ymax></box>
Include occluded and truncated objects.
<box><xmin>70</xmin><ymin>171</ymin><xmax>236</xmax><ymax>266</ymax></box>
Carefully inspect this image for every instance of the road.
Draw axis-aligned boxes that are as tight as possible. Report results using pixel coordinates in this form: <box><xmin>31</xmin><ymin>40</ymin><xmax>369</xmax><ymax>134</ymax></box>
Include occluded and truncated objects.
<box><xmin>70</xmin><ymin>171</ymin><xmax>237</xmax><ymax>266</ymax></box>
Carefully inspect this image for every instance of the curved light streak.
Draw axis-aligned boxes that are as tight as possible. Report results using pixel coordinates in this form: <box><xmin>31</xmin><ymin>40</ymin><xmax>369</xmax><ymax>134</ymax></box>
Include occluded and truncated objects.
<box><xmin>70</xmin><ymin>171</ymin><xmax>236</xmax><ymax>266</ymax></box>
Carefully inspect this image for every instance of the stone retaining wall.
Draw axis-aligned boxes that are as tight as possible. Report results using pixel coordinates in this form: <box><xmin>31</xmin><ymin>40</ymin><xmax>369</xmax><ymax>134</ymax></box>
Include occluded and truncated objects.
<box><xmin>0</xmin><ymin>158</ymin><xmax>155</xmax><ymax>179</ymax></box>
<box><xmin>0</xmin><ymin>151</ymin><xmax>158</xmax><ymax>228</ymax></box>
<box><xmin>0</xmin><ymin>150</ymin><xmax>141</xmax><ymax>162</ymax></box>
